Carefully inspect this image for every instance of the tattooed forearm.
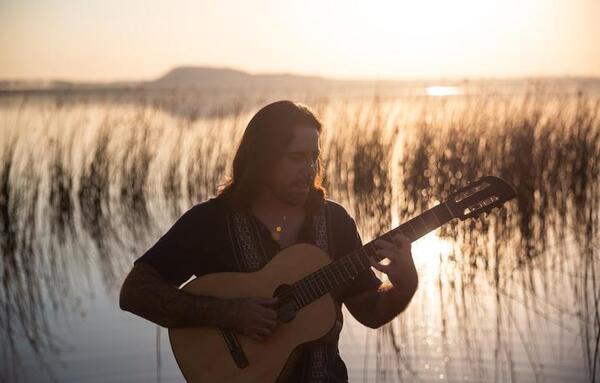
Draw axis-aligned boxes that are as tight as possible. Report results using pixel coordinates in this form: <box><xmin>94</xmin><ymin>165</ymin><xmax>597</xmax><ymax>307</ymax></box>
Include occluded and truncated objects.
<box><xmin>119</xmin><ymin>262</ymin><xmax>237</xmax><ymax>329</ymax></box>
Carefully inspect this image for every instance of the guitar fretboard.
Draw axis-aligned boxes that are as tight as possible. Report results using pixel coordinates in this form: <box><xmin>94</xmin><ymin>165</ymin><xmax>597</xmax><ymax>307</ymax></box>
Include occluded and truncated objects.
<box><xmin>291</xmin><ymin>202</ymin><xmax>455</xmax><ymax>309</ymax></box>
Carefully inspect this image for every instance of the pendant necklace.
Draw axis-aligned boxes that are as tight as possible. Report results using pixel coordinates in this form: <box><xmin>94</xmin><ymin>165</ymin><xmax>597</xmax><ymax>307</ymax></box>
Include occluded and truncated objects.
<box><xmin>272</xmin><ymin>215</ymin><xmax>286</xmax><ymax>241</ymax></box>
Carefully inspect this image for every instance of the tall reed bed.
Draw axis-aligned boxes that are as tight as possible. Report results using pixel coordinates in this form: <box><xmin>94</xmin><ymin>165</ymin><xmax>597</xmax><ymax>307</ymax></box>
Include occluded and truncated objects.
<box><xmin>330</xmin><ymin>93</ymin><xmax>600</xmax><ymax>382</ymax></box>
<box><xmin>0</xmin><ymin>89</ymin><xmax>598</xmax><ymax>381</ymax></box>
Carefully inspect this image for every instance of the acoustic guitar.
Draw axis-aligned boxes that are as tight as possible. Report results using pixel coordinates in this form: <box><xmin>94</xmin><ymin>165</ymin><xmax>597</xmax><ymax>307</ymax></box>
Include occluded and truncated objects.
<box><xmin>169</xmin><ymin>176</ymin><xmax>517</xmax><ymax>382</ymax></box>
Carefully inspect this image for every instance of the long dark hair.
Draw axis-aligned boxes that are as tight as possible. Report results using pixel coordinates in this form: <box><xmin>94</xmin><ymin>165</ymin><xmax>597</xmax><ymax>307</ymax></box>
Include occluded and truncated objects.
<box><xmin>216</xmin><ymin>100</ymin><xmax>326</xmax><ymax>212</ymax></box>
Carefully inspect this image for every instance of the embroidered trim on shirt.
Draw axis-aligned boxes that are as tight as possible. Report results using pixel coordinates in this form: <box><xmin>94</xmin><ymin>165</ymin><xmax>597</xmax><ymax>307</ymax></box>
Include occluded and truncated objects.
<box><xmin>306</xmin><ymin>204</ymin><xmax>329</xmax><ymax>383</ymax></box>
<box><xmin>230</xmin><ymin>211</ymin><xmax>263</xmax><ymax>271</ymax></box>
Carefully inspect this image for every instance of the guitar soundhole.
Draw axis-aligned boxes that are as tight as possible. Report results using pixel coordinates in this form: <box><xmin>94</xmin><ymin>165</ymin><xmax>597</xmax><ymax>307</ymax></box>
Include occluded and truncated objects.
<box><xmin>273</xmin><ymin>284</ymin><xmax>297</xmax><ymax>323</ymax></box>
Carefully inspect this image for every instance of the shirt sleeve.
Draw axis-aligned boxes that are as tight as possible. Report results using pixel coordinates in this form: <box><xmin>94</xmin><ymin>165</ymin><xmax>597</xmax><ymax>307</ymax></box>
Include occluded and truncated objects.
<box><xmin>333</xmin><ymin>208</ymin><xmax>383</xmax><ymax>301</ymax></box>
<box><xmin>134</xmin><ymin>203</ymin><xmax>207</xmax><ymax>286</ymax></box>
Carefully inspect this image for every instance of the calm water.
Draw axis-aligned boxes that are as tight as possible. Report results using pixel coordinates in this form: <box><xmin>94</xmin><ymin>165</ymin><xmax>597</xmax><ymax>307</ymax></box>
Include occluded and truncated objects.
<box><xmin>1</xmin><ymin>81</ymin><xmax>599</xmax><ymax>382</ymax></box>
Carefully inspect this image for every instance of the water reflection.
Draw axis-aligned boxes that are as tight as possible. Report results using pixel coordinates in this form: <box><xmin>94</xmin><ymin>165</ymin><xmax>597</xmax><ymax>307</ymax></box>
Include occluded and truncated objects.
<box><xmin>425</xmin><ymin>86</ymin><xmax>462</xmax><ymax>97</ymax></box>
<box><xmin>0</xmin><ymin>87</ymin><xmax>598</xmax><ymax>382</ymax></box>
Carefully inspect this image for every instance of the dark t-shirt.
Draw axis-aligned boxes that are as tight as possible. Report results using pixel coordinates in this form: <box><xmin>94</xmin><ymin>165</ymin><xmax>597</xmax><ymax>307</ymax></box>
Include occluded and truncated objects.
<box><xmin>135</xmin><ymin>196</ymin><xmax>382</xmax><ymax>382</ymax></box>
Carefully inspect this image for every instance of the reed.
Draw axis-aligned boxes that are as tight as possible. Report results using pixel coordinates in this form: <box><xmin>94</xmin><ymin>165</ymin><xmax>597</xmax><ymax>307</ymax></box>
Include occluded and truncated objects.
<box><xmin>0</xmin><ymin>88</ymin><xmax>598</xmax><ymax>382</ymax></box>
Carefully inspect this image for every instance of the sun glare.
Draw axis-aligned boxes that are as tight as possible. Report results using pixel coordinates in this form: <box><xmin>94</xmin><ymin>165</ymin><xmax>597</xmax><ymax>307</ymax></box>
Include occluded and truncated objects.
<box><xmin>411</xmin><ymin>231</ymin><xmax>454</xmax><ymax>281</ymax></box>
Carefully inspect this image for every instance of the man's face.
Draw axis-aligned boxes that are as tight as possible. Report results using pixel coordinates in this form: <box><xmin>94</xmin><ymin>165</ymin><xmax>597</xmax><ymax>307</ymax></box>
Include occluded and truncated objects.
<box><xmin>264</xmin><ymin>125</ymin><xmax>320</xmax><ymax>206</ymax></box>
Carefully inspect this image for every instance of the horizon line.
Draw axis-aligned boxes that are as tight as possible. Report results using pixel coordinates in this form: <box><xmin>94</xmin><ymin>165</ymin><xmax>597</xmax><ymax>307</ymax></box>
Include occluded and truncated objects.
<box><xmin>2</xmin><ymin>64</ymin><xmax>600</xmax><ymax>84</ymax></box>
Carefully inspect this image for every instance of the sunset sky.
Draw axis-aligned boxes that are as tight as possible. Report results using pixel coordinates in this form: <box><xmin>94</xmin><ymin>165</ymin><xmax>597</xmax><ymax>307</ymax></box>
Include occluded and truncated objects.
<box><xmin>1</xmin><ymin>0</ymin><xmax>599</xmax><ymax>81</ymax></box>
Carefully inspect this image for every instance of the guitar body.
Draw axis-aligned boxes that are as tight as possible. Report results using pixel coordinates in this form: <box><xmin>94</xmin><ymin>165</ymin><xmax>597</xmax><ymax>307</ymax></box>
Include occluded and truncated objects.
<box><xmin>168</xmin><ymin>243</ymin><xmax>338</xmax><ymax>383</ymax></box>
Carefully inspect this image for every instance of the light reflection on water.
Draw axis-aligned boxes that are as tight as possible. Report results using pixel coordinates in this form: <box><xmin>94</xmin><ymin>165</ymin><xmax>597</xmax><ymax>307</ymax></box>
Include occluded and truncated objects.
<box><xmin>425</xmin><ymin>86</ymin><xmax>462</xmax><ymax>97</ymax></box>
<box><xmin>341</xmin><ymin>234</ymin><xmax>591</xmax><ymax>382</ymax></box>
<box><xmin>1</xmin><ymin>85</ymin><xmax>599</xmax><ymax>382</ymax></box>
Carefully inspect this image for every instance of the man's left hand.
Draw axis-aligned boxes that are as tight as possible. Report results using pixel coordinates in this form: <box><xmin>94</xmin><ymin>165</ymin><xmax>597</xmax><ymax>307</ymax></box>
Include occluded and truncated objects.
<box><xmin>369</xmin><ymin>234</ymin><xmax>418</xmax><ymax>293</ymax></box>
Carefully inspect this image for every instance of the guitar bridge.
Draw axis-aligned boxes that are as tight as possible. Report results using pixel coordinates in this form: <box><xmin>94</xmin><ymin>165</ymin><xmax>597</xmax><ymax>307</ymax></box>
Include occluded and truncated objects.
<box><xmin>219</xmin><ymin>329</ymin><xmax>249</xmax><ymax>369</ymax></box>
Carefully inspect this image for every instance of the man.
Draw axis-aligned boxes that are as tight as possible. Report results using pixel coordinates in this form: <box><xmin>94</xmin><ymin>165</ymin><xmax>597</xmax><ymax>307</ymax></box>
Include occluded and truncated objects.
<box><xmin>119</xmin><ymin>100</ymin><xmax>418</xmax><ymax>382</ymax></box>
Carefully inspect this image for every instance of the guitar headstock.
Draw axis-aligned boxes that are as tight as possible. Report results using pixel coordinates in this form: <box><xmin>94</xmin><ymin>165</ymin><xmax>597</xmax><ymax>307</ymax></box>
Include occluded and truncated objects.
<box><xmin>446</xmin><ymin>176</ymin><xmax>517</xmax><ymax>221</ymax></box>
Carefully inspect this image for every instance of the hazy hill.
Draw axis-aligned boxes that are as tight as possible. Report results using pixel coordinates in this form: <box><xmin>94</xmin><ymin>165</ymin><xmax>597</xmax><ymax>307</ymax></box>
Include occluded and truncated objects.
<box><xmin>147</xmin><ymin>66</ymin><xmax>329</xmax><ymax>89</ymax></box>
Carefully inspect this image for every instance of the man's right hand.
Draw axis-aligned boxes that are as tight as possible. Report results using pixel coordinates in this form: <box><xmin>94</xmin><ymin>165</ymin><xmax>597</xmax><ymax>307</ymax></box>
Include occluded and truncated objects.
<box><xmin>224</xmin><ymin>297</ymin><xmax>279</xmax><ymax>341</ymax></box>
<box><xmin>120</xmin><ymin>263</ymin><xmax>281</xmax><ymax>334</ymax></box>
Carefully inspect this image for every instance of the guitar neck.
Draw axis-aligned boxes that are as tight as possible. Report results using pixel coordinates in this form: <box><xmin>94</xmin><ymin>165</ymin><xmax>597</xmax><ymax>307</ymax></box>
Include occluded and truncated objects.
<box><xmin>291</xmin><ymin>202</ymin><xmax>456</xmax><ymax>308</ymax></box>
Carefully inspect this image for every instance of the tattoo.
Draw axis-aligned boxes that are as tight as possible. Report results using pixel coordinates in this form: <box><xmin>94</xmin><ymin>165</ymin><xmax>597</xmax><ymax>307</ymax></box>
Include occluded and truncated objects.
<box><xmin>119</xmin><ymin>262</ymin><xmax>236</xmax><ymax>329</ymax></box>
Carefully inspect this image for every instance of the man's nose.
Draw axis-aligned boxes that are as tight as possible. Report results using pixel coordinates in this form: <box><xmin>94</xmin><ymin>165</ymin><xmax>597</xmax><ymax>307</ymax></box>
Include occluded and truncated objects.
<box><xmin>300</xmin><ymin>163</ymin><xmax>316</xmax><ymax>180</ymax></box>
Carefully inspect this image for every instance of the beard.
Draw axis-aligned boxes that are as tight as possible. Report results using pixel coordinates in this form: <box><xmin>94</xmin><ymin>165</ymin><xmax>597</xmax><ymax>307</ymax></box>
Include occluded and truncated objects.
<box><xmin>268</xmin><ymin>180</ymin><xmax>311</xmax><ymax>207</ymax></box>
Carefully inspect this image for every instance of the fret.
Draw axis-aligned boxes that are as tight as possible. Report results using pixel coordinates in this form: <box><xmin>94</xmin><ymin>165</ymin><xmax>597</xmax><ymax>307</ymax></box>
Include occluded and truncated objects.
<box><xmin>337</xmin><ymin>266</ymin><xmax>346</xmax><ymax>284</ymax></box>
<box><xmin>367</xmin><ymin>242</ymin><xmax>380</xmax><ymax>262</ymax></box>
<box><xmin>356</xmin><ymin>250</ymin><xmax>370</xmax><ymax>271</ymax></box>
<box><xmin>426</xmin><ymin>211</ymin><xmax>440</xmax><ymax>229</ymax></box>
<box><xmin>295</xmin><ymin>287</ymin><xmax>306</xmax><ymax>307</ymax></box>
<box><xmin>340</xmin><ymin>259</ymin><xmax>354</xmax><ymax>280</ymax></box>
<box><xmin>317</xmin><ymin>269</ymin><xmax>332</xmax><ymax>290</ymax></box>
<box><xmin>314</xmin><ymin>273</ymin><xmax>326</xmax><ymax>292</ymax></box>
<box><xmin>380</xmin><ymin>231</ymin><xmax>392</xmax><ymax>243</ymax></box>
<box><xmin>304</xmin><ymin>277</ymin><xmax>319</xmax><ymax>301</ymax></box>
<box><xmin>329</xmin><ymin>266</ymin><xmax>340</xmax><ymax>286</ymax></box>
<box><xmin>295</xmin><ymin>282</ymin><xmax>311</xmax><ymax>308</ymax></box>
<box><xmin>431</xmin><ymin>208</ymin><xmax>443</xmax><ymax>226</ymax></box>
<box><xmin>299</xmin><ymin>284</ymin><xmax>310</xmax><ymax>306</ymax></box>
<box><xmin>389</xmin><ymin>228</ymin><xmax>402</xmax><ymax>241</ymax></box>
<box><xmin>405</xmin><ymin>221</ymin><xmax>418</xmax><ymax>239</ymax></box>
<box><xmin>442</xmin><ymin>202</ymin><xmax>455</xmax><ymax>220</ymax></box>
<box><xmin>357</xmin><ymin>246</ymin><xmax>370</xmax><ymax>265</ymax></box>
<box><xmin>348</xmin><ymin>253</ymin><xmax>359</xmax><ymax>274</ymax></box>
<box><xmin>338</xmin><ymin>263</ymin><xmax>350</xmax><ymax>281</ymax></box>
<box><xmin>357</xmin><ymin>248</ymin><xmax>368</xmax><ymax>267</ymax></box>
<box><xmin>310</xmin><ymin>273</ymin><xmax>322</xmax><ymax>296</ymax></box>
<box><xmin>390</xmin><ymin>226</ymin><xmax>409</xmax><ymax>241</ymax></box>
<box><xmin>414</xmin><ymin>217</ymin><xmax>429</xmax><ymax>237</ymax></box>
<box><xmin>419</xmin><ymin>214</ymin><xmax>433</xmax><ymax>233</ymax></box>
<box><xmin>436</xmin><ymin>204</ymin><xmax>453</xmax><ymax>226</ymax></box>
<box><xmin>304</xmin><ymin>282</ymin><xmax>313</xmax><ymax>301</ymax></box>
<box><xmin>326</xmin><ymin>268</ymin><xmax>337</xmax><ymax>289</ymax></box>
<box><xmin>320</xmin><ymin>273</ymin><xmax>330</xmax><ymax>291</ymax></box>
<box><xmin>307</xmin><ymin>276</ymin><xmax>319</xmax><ymax>299</ymax></box>
<box><xmin>298</xmin><ymin>281</ymin><xmax>311</xmax><ymax>304</ymax></box>
<box><xmin>363</xmin><ymin>248</ymin><xmax>373</xmax><ymax>267</ymax></box>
